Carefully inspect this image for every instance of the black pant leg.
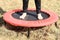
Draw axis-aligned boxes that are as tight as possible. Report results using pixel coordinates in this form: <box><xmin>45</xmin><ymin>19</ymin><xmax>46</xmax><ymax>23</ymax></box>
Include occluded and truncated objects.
<box><xmin>35</xmin><ymin>0</ymin><xmax>41</xmax><ymax>14</ymax></box>
<box><xmin>23</xmin><ymin>0</ymin><xmax>29</xmax><ymax>12</ymax></box>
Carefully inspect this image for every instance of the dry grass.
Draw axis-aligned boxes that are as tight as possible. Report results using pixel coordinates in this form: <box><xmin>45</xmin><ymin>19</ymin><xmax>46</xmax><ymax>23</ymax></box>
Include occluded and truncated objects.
<box><xmin>0</xmin><ymin>0</ymin><xmax>60</xmax><ymax>40</ymax></box>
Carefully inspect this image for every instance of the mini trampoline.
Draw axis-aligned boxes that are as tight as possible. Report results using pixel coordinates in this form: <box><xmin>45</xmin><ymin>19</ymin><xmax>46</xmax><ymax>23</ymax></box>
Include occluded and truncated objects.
<box><xmin>3</xmin><ymin>9</ymin><xmax>58</xmax><ymax>27</ymax></box>
<box><xmin>3</xmin><ymin>9</ymin><xmax>58</xmax><ymax>37</ymax></box>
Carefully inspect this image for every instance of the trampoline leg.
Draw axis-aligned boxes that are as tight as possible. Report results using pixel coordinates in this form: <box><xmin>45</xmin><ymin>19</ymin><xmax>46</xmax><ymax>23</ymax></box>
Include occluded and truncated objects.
<box><xmin>27</xmin><ymin>28</ymin><xmax>30</xmax><ymax>38</ymax></box>
<box><xmin>3</xmin><ymin>20</ymin><xmax>6</xmax><ymax>26</ymax></box>
<box><xmin>55</xmin><ymin>22</ymin><xmax>59</xmax><ymax>28</ymax></box>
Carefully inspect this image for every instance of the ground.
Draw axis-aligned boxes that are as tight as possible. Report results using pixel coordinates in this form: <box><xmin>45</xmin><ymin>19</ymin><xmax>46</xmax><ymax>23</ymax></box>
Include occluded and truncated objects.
<box><xmin>0</xmin><ymin>0</ymin><xmax>60</xmax><ymax>40</ymax></box>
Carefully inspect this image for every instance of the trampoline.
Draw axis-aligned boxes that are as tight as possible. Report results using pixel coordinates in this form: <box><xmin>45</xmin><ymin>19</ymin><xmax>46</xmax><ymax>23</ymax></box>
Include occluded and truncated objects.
<box><xmin>3</xmin><ymin>9</ymin><xmax>58</xmax><ymax>37</ymax></box>
<box><xmin>3</xmin><ymin>9</ymin><xmax>58</xmax><ymax>27</ymax></box>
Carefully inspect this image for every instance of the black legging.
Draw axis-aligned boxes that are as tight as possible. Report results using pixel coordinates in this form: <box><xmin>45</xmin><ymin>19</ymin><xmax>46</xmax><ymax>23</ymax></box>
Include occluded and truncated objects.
<box><xmin>23</xmin><ymin>0</ymin><xmax>41</xmax><ymax>14</ymax></box>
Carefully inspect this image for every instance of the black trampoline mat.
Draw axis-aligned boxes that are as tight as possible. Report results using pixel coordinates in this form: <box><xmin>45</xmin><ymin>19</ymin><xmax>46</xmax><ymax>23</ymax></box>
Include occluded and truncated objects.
<box><xmin>12</xmin><ymin>11</ymin><xmax>50</xmax><ymax>21</ymax></box>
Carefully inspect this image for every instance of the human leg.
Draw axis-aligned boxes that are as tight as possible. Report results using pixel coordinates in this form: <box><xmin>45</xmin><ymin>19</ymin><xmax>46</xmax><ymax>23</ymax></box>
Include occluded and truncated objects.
<box><xmin>23</xmin><ymin>0</ymin><xmax>29</xmax><ymax>12</ymax></box>
<box><xmin>35</xmin><ymin>0</ymin><xmax>43</xmax><ymax>19</ymax></box>
<box><xmin>20</xmin><ymin>0</ymin><xmax>29</xmax><ymax>19</ymax></box>
<box><xmin>35</xmin><ymin>0</ymin><xmax>41</xmax><ymax>13</ymax></box>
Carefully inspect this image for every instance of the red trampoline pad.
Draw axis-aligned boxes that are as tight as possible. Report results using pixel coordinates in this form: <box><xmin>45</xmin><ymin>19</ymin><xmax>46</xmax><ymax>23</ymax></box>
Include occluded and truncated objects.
<box><xmin>3</xmin><ymin>9</ymin><xmax>58</xmax><ymax>27</ymax></box>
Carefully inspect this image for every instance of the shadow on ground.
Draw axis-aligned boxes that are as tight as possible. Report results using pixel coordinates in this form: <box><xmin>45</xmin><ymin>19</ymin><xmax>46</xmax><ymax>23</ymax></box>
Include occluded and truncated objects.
<box><xmin>0</xmin><ymin>7</ymin><xmax>6</xmax><ymax>26</ymax></box>
<box><xmin>0</xmin><ymin>7</ymin><xmax>6</xmax><ymax>15</ymax></box>
<box><xmin>5</xmin><ymin>23</ymin><xmax>45</xmax><ymax>32</ymax></box>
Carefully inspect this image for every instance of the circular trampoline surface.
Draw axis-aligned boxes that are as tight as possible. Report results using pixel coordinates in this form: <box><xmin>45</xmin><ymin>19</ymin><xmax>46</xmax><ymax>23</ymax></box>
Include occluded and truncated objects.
<box><xmin>3</xmin><ymin>9</ymin><xmax>58</xmax><ymax>27</ymax></box>
<box><xmin>12</xmin><ymin>11</ymin><xmax>49</xmax><ymax>21</ymax></box>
